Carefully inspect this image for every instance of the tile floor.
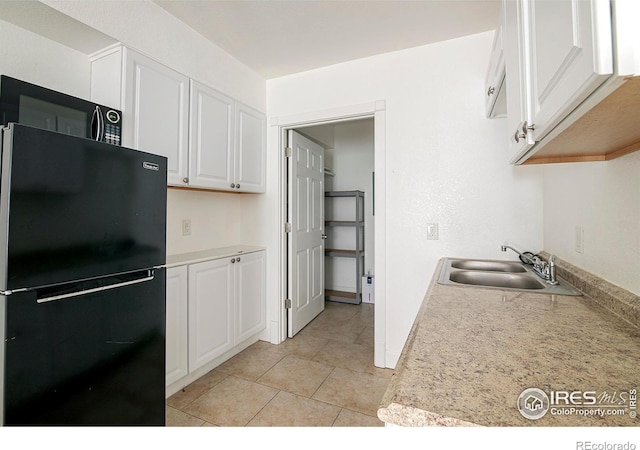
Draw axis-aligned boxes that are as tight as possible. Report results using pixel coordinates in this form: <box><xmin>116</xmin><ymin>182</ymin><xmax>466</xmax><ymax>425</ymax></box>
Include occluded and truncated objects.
<box><xmin>166</xmin><ymin>301</ymin><xmax>393</xmax><ymax>427</ymax></box>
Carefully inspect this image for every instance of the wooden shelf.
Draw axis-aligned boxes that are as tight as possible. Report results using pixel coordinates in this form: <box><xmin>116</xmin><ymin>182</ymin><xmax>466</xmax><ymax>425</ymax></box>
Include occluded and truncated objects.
<box><xmin>325</xmin><ymin>289</ymin><xmax>359</xmax><ymax>304</ymax></box>
<box><xmin>325</xmin><ymin>220</ymin><xmax>364</xmax><ymax>227</ymax></box>
<box><xmin>325</xmin><ymin>249</ymin><xmax>361</xmax><ymax>258</ymax></box>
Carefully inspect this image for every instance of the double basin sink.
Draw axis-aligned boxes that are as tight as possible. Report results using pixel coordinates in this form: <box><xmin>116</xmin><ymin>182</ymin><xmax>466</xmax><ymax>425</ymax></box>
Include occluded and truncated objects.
<box><xmin>438</xmin><ymin>258</ymin><xmax>582</xmax><ymax>296</ymax></box>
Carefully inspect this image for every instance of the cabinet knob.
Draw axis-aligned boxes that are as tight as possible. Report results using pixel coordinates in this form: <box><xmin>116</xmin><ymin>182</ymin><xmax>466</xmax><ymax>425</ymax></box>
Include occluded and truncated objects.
<box><xmin>230</xmin><ymin>183</ymin><xmax>236</xmax><ymax>189</ymax></box>
<box><xmin>514</xmin><ymin>129</ymin><xmax>526</xmax><ymax>143</ymax></box>
<box><xmin>183</xmin><ymin>177</ymin><xmax>189</xmax><ymax>184</ymax></box>
<box><xmin>236</xmin><ymin>257</ymin><xmax>241</xmax><ymax>262</ymax></box>
<box><xmin>231</xmin><ymin>258</ymin><xmax>236</xmax><ymax>263</ymax></box>
<box><xmin>487</xmin><ymin>86</ymin><xmax>495</xmax><ymax>96</ymax></box>
<box><xmin>236</xmin><ymin>184</ymin><xmax>240</xmax><ymax>189</ymax></box>
<box><xmin>522</xmin><ymin>121</ymin><xmax>536</xmax><ymax>134</ymax></box>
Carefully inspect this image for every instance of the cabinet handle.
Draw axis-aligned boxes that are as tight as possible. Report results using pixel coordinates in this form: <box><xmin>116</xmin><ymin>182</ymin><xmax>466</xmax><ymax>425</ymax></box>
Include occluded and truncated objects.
<box><xmin>230</xmin><ymin>183</ymin><xmax>236</xmax><ymax>189</ymax></box>
<box><xmin>522</xmin><ymin>121</ymin><xmax>536</xmax><ymax>134</ymax></box>
<box><xmin>236</xmin><ymin>184</ymin><xmax>241</xmax><ymax>189</ymax></box>
<box><xmin>236</xmin><ymin>257</ymin><xmax>241</xmax><ymax>262</ymax></box>
<box><xmin>514</xmin><ymin>129</ymin><xmax>526</xmax><ymax>143</ymax></box>
<box><xmin>183</xmin><ymin>177</ymin><xmax>189</xmax><ymax>184</ymax></box>
<box><xmin>231</xmin><ymin>258</ymin><xmax>236</xmax><ymax>263</ymax></box>
<box><xmin>487</xmin><ymin>86</ymin><xmax>495</xmax><ymax>96</ymax></box>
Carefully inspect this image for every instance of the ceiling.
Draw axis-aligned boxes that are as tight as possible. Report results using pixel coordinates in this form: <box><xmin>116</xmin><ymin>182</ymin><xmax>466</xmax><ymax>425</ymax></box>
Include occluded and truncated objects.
<box><xmin>153</xmin><ymin>0</ymin><xmax>501</xmax><ymax>78</ymax></box>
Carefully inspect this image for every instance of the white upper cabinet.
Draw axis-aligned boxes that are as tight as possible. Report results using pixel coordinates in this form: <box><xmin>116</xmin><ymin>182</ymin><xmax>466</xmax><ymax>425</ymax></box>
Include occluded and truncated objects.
<box><xmin>525</xmin><ymin>0</ymin><xmax>612</xmax><ymax>146</ymax></box>
<box><xmin>235</xmin><ymin>103</ymin><xmax>266</xmax><ymax>193</ymax></box>
<box><xmin>91</xmin><ymin>45</ymin><xmax>266</xmax><ymax>192</ymax></box>
<box><xmin>189</xmin><ymin>81</ymin><xmax>235</xmax><ymax>190</ymax></box>
<box><xmin>485</xmin><ymin>7</ymin><xmax>506</xmax><ymax>118</ymax></box>
<box><xmin>498</xmin><ymin>0</ymin><xmax>640</xmax><ymax>164</ymax></box>
<box><xmin>503</xmin><ymin>0</ymin><xmax>535</xmax><ymax>158</ymax></box>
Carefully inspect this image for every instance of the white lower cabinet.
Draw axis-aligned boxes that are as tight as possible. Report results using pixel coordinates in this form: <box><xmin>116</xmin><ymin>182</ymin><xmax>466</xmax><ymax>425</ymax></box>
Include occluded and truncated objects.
<box><xmin>188</xmin><ymin>257</ymin><xmax>235</xmax><ymax>372</ymax></box>
<box><xmin>165</xmin><ymin>265</ymin><xmax>188</xmax><ymax>386</ymax></box>
<box><xmin>165</xmin><ymin>249</ymin><xmax>266</xmax><ymax>393</ymax></box>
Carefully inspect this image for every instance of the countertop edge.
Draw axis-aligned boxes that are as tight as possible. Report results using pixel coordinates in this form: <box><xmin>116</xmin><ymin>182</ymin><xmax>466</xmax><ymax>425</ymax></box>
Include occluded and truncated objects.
<box><xmin>166</xmin><ymin>245</ymin><xmax>266</xmax><ymax>268</ymax></box>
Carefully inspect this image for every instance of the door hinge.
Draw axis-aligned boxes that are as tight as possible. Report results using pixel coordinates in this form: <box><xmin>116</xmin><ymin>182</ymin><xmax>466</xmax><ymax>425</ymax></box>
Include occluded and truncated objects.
<box><xmin>284</xmin><ymin>298</ymin><xmax>292</xmax><ymax>309</ymax></box>
<box><xmin>285</xmin><ymin>146</ymin><xmax>292</xmax><ymax>158</ymax></box>
<box><xmin>285</xmin><ymin>222</ymin><xmax>292</xmax><ymax>233</ymax></box>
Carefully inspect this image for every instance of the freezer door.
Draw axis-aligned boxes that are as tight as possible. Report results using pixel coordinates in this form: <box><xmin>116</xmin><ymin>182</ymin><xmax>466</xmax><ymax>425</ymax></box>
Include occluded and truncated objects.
<box><xmin>3</xmin><ymin>269</ymin><xmax>166</xmax><ymax>426</ymax></box>
<box><xmin>0</xmin><ymin>124</ymin><xmax>167</xmax><ymax>291</ymax></box>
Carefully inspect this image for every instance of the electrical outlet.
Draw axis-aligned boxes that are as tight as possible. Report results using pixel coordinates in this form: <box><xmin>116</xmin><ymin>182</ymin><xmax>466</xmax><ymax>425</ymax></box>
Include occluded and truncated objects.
<box><xmin>575</xmin><ymin>225</ymin><xmax>584</xmax><ymax>254</ymax></box>
<box><xmin>182</xmin><ymin>219</ymin><xmax>192</xmax><ymax>236</ymax></box>
<box><xmin>427</xmin><ymin>223</ymin><xmax>439</xmax><ymax>240</ymax></box>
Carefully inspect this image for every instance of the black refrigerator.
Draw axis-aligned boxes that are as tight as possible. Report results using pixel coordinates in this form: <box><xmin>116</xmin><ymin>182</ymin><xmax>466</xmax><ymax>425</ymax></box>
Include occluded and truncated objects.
<box><xmin>0</xmin><ymin>123</ymin><xmax>167</xmax><ymax>426</ymax></box>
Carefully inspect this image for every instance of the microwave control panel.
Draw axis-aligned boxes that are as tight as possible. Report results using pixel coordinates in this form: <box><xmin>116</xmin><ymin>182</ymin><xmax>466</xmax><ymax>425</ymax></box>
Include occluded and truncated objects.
<box><xmin>104</xmin><ymin>109</ymin><xmax>121</xmax><ymax>145</ymax></box>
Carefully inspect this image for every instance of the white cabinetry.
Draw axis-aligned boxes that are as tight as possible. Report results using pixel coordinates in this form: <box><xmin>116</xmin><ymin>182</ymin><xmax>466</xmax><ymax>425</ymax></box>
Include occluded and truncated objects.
<box><xmin>497</xmin><ymin>0</ymin><xmax>640</xmax><ymax>165</ymax></box>
<box><xmin>188</xmin><ymin>256</ymin><xmax>235</xmax><ymax>371</ymax></box>
<box><xmin>485</xmin><ymin>7</ymin><xmax>506</xmax><ymax>118</ymax></box>
<box><xmin>188</xmin><ymin>81</ymin><xmax>235</xmax><ymax>190</ymax></box>
<box><xmin>91</xmin><ymin>45</ymin><xmax>265</xmax><ymax>192</ymax></box>
<box><xmin>523</xmin><ymin>0</ymin><xmax>612</xmax><ymax>153</ymax></box>
<box><xmin>188</xmin><ymin>81</ymin><xmax>266</xmax><ymax>192</ymax></box>
<box><xmin>166</xmin><ymin>265</ymin><xmax>188</xmax><ymax>386</ymax></box>
<box><xmin>165</xmin><ymin>248</ymin><xmax>266</xmax><ymax>394</ymax></box>
<box><xmin>235</xmin><ymin>103</ymin><xmax>266</xmax><ymax>193</ymax></box>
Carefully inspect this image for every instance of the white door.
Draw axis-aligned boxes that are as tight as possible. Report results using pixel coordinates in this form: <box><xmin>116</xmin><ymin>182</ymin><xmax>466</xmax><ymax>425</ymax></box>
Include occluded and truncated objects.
<box><xmin>287</xmin><ymin>130</ymin><xmax>325</xmax><ymax>337</ymax></box>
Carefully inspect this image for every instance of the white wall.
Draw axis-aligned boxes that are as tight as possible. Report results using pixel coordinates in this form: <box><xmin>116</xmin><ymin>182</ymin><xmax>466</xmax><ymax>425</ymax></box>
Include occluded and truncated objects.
<box><xmin>267</xmin><ymin>31</ymin><xmax>544</xmax><ymax>367</ymax></box>
<box><xmin>542</xmin><ymin>151</ymin><xmax>640</xmax><ymax>294</ymax></box>
<box><xmin>0</xmin><ymin>19</ymin><xmax>90</xmax><ymax>98</ymax></box>
<box><xmin>38</xmin><ymin>0</ymin><xmax>268</xmax><ymax>257</ymax></box>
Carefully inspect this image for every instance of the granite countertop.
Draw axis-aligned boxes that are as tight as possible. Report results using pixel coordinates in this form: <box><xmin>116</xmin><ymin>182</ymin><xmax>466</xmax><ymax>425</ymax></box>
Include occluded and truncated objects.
<box><xmin>166</xmin><ymin>245</ymin><xmax>266</xmax><ymax>268</ymax></box>
<box><xmin>377</xmin><ymin>256</ymin><xmax>640</xmax><ymax>426</ymax></box>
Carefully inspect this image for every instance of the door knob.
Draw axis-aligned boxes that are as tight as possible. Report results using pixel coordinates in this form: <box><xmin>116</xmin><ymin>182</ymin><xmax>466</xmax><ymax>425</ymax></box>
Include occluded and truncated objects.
<box><xmin>321</xmin><ymin>234</ymin><xmax>328</xmax><ymax>240</ymax></box>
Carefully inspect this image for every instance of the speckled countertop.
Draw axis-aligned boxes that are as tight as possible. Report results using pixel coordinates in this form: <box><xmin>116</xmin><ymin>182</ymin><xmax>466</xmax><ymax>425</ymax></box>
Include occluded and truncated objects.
<box><xmin>377</xmin><ymin>256</ymin><xmax>640</xmax><ymax>426</ymax></box>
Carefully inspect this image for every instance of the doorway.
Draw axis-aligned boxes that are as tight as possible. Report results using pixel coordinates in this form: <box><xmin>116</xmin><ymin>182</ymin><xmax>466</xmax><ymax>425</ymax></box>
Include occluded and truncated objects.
<box><xmin>275</xmin><ymin>101</ymin><xmax>387</xmax><ymax>368</ymax></box>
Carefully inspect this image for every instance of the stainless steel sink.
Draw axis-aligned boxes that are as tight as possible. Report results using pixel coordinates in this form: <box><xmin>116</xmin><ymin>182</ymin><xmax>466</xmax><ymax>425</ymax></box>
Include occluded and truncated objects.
<box><xmin>438</xmin><ymin>258</ymin><xmax>582</xmax><ymax>295</ymax></box>
<box><xmin>450</xmin><ymin>260</ymin><xmax>526</xmax><ymax>273</ymax></box>
<box><xmin>449</xmin><ymin>270</ymin><xmax>545</xmax><ymax>290</ymax></box>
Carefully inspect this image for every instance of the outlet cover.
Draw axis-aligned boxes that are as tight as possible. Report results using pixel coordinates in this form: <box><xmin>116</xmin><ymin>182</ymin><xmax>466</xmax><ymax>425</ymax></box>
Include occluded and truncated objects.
<box><xmin>427</xmin><ymin>223</ymin><xmax>439</xmax><ymax>240</ymax></box>
<box><xmin>182</xmin><ymin>219</ymin><xmax>192</xmax><ymax>236</ymax></box>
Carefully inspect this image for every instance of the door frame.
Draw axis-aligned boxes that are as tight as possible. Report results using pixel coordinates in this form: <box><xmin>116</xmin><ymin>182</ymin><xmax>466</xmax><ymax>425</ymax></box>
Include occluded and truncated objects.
<box><xmin>273</xmin><ymin>100</ymin><xmax>387</xmax><ymax>368</ymax></box>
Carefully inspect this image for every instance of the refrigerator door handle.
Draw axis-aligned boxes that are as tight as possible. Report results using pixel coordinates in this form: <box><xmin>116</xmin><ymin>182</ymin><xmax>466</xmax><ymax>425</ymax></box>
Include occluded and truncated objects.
<box><xmin>36</xmin><ymin>271</ymin><xmax>155</xmax><ymax>304</ymax></box>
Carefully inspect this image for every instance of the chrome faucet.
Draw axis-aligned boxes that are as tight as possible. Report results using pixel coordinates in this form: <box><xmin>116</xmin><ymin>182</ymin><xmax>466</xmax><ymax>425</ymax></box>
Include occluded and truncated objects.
<box><xmin>501</xmin><ymin>245</ymin><xmax>558</xmax><ymax>285</ymax></box>
<box><xmin>500</xmin><ymin>245</ymin><xmax>535</xmax><ymax>265</ymax></box>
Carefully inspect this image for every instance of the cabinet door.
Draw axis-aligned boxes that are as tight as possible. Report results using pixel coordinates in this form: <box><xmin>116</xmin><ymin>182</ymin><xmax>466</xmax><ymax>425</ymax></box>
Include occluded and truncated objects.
<box><xmin>504</xmin><ymin>0</ymin><xmax>535</xmax><ymax>161</ymax></box>
<box><xmin>485</xmin><ymin>9</ymin><xmax>506</xmax><ymax>118</ymax></box>
<box><xmin>189</xmin><ymin>81</ymin><xmax>235</xmax><ymax>190</ymax></box>
<box><xmin>166</xmin><ymin>265</ymin><xmax>188</xmax><ymax>386</ymax></box>
<box><xmin>235</xmin><ymin>103</ymin><xmax>266</xmax><ymax>193</ymax></box>
<box><xmin>123</xmin><ymin>49</ymin><xmax>189</xmax><ymax>186</ymax></box>
<box><xmin>526</xmin><ymin>0</ymin><xmax>612</xmax><ymax>140</ymax></box>
<box><xmin>235</xmin><ymin>251</ymin><xmax>266</xmax><ymax>343</ymax></box>
<box><xmin>188</xmin><ymin>258</ymin><xmax>235</xmax><ymax>372</ymax></box>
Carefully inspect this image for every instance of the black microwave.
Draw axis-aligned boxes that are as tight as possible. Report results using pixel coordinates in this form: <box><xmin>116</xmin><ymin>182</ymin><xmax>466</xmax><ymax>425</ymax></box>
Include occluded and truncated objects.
<box><xmin>0</xmin><ymin>75</ymin><xmax>122</xmax><ymax>145</ymax></box>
